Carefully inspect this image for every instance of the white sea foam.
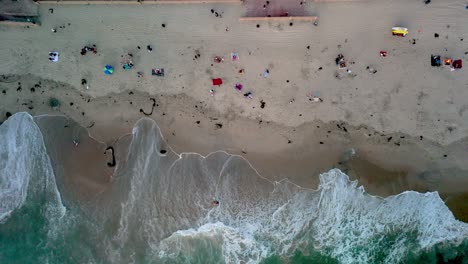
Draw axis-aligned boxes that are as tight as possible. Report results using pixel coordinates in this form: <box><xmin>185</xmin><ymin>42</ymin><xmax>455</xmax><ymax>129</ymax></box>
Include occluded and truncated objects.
<box><xmin>0</xmin><ymin>114</ymin><xmax>31</xmax><ymax>221</ymax></box>
<box><xmin>159</xmin><ymin>222</ymin><xmax>269</xmax><ymax>264</ymax></box>
<box><xmin>311</xmin><ymin>169</ymin><xmax>468</xmax><ymax>263</ymax></box>
<box><xmin>158</xmin><ymin>167</ymin><xmax>468</xmax><ymax>264</ymax></box>
<box><xmin>0</xmin><ymin>113</ymin><xmax>65</xmax><ymax>223</ymax></box>
<box><xmin>108</xmin><ymin>118</ymin><xmax>467</xmax><ymax>263</ymax></box>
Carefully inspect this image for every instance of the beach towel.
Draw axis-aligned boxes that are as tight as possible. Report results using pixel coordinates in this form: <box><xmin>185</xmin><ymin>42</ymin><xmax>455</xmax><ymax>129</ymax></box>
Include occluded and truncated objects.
<box><xmin>212</xmin><ymin>78</ymin><xmax>222</xmax><ymax>86</ymax></box>
<box><xmin>48</xmin><ymin>52</ymin><xmax>59</xmax><ymax>63</ymax></box>
<box><xmin>452</xmin><ymin>60</ymin><xmax>462</xmax><ymax>69</ymax></box>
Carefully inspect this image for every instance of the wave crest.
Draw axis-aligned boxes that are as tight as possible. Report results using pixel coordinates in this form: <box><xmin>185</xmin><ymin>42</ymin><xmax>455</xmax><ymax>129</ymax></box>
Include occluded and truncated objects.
<box><xmin>0</xmin><ymin>112</ymin><xmax>64</xmax><ymax>222</ymax></box>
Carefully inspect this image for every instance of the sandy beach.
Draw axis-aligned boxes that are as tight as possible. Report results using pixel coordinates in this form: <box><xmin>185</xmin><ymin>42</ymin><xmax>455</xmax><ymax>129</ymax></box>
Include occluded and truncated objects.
<box><xmin>1</xmin><ymin>0</ymin><xmax>468</xmax><ymax>262</ymax></box>
<box><xmin>1</xmin><ymin>0</ymin><xmax>467</xmax><ymax>221</ymax></box>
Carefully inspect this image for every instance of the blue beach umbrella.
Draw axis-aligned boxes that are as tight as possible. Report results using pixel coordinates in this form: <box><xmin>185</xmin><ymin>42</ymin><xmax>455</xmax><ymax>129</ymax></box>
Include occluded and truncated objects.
<box><xmin>104</xmin><ymin>65</ymin><xmax>114</xmax><ymax>75</ymax></box>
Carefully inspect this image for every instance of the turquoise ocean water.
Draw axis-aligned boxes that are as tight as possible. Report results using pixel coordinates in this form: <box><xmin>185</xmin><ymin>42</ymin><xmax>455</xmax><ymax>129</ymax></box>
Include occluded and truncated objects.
<box><xmin>1</xmin><ymin>113</ymin><xmax>467</xmax><ymax>263</ymax></box>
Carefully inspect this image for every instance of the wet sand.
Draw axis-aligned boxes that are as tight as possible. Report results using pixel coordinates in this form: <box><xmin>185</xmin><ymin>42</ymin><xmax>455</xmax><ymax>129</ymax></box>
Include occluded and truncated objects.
<box><xmin>1</xmin><ymin>74</ymin><xmax>467</xmax><ymax>221</ymax></box>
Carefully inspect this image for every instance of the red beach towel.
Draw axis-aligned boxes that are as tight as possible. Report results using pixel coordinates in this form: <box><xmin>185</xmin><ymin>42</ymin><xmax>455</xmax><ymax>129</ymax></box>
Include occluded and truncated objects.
<box><xmin>212</xmin><ymin>78</ymin><xmax>223</xmax><ymax>86</ymax></box>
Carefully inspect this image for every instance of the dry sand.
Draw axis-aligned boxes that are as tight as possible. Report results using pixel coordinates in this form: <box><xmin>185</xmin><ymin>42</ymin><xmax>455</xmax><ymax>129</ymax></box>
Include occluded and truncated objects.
<box><xmin>1</xmin><ymin>1</ymin><xmax>467</xmax><ymax>143</ymax></box>
<box><xmin>0</xmin><ymin>0</ymin><xmax>467</xmax><ymax>219</ymax></box>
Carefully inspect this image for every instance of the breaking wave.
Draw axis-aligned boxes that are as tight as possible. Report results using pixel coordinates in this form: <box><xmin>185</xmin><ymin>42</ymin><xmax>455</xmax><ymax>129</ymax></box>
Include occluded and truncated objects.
<box><xmin>0</xmin><ymin>113</ymin><xmax>467</xmax><ymax>263</ymax></box>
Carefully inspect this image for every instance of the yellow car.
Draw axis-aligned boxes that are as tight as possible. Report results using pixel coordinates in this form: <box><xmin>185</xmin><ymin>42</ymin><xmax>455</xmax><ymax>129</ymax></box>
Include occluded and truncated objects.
<box><xmin>392</xmin><ymin>27</ymin><xmax>408</xmax><ymax>37</ymax></box>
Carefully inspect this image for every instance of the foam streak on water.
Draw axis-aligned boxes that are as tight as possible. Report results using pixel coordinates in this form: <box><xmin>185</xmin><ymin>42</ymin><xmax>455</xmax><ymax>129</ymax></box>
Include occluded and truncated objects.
<box><xmin>0</xmin><ymin>115</ymin><xmax>467</xmax><ymax>264</ymax></box>
<box><xmin>0</xmin><ymin>113</ymin><xmax>64</xmax><ymax>223</ymax></box>
<box><xmin>0</xmin><ymin>113</ymin><xmax>69</xmax><ymax>262</ymax></box>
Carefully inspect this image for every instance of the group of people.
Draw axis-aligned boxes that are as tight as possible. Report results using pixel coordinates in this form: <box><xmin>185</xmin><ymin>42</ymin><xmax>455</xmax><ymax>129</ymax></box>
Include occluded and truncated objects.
<box><xmin>80</xmin><ymin>45</ymin><xmax>97</xmax><ymax>56</ymax></box>
<box><xmin>48</xmin><ymin>45</ymin><xmax>96</xmax><ymax>63</ymax></box>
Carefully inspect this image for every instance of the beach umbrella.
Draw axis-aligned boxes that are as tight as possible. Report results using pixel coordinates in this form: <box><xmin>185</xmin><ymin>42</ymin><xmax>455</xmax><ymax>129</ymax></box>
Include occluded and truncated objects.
<box><xmin>104</xmin><ymin>65</ymin><xmax>114</xmax><ymax>75</ymax></box>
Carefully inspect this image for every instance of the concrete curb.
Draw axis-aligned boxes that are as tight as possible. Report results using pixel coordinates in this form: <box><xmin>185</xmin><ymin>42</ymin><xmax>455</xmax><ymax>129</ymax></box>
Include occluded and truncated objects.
<box><xmin>239</xmin><ymin>16</ymin><xmax>318</xmax><ymax>22</ymax></box>
<box><xmin>37</xmin><ymin>0</ymin><xmax>241</xmax><ymax>4</ymax></box>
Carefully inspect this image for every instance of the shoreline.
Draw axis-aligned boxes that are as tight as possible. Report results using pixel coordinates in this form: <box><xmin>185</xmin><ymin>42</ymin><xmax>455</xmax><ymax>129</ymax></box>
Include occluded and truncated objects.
<box><xmin>0</xmin><ymin>0</ymin><xmax>467</xmax><ymax>221</ymax></box>
<box><xmin>1</xmin><ymin>1</ymin><xmax>467</xmax><ymax>262</ymax></box>
<box><xmin>1</xmin><ymin>74</ymin><xmax>467</xmax><ymax>221</ymax></box>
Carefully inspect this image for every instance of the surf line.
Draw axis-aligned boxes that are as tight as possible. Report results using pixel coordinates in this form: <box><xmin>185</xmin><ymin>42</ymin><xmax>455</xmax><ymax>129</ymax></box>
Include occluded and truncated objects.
<box><xmin>104</xmin><ymin>146</ymin><xmax>116</xmax><ymax>167</ymax></box>
<box><xmin>139</xmin><ymin>98</ymin><xmax>156</xmax><ymax>116</ymax></box>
